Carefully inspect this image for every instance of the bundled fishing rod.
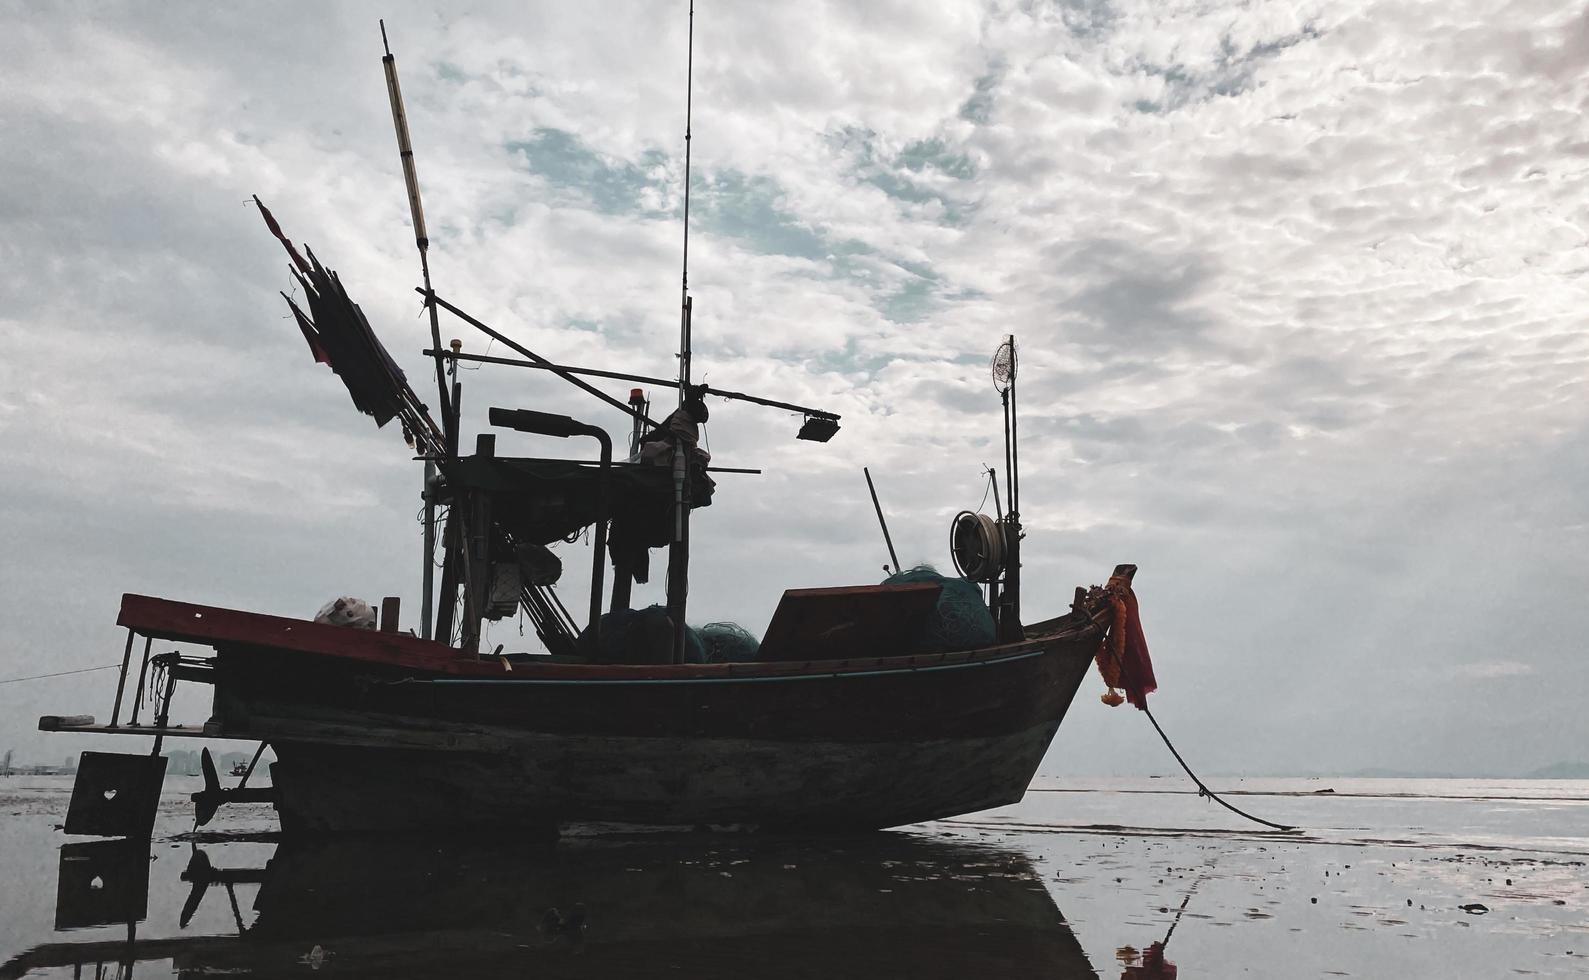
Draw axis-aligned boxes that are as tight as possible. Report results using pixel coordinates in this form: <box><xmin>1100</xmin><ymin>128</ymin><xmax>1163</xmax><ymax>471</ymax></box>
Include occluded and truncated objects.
<box><xmin>380</xmin><ymin>19</ymin><xmax>452</xmax><ymax>441</ymax></box>
<box><xmin>378</xmin><ymin>20</ymin><xmax>455</xmax><ymax>643</ymax></box>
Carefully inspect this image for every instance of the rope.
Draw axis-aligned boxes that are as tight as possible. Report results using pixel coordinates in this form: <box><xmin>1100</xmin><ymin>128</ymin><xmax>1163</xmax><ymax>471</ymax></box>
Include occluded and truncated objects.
<box><xmin>1141</xmin><ymin>703</ymin><xmax>1296</xmax><ymax>832</ymax></box>
<box><xmin>1101</xmin><ymin>589</ymin><xmax>1296</xmax><ymax>833</ymax></box>
<box><xmin>1160</xmin><ymin>864</ymin><xmax>1209</xmax><ymax>948</ymax></box>
<box><xmin>0</xmin><ymin>663</ymin><xmax>120</xmax><ymax>685</ymax></box>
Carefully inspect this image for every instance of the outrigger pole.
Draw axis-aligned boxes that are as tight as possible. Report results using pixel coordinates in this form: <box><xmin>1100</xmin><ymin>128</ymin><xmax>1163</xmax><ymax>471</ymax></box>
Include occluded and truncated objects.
<box><xmin>421</xmin><ymin>348</ymin><xmax>841</xmax><ymax>425</ymax></box>
<box><xmin>666</xmin><ymin>0</ymin><xmax>698</xmax><ymax>664</ymax></box>
<box><xmin>380</xmin><ymin>20</ymin><xmax>451</xmax><ymax>641</ymax></box>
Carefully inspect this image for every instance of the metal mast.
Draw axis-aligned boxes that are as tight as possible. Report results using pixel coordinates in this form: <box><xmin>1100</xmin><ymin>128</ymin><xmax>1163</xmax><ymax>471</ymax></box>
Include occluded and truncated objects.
<box><xmin>992</xmin><ymin>335</ymin><xmax>1021</xmax><ymax>638</ymax></box>
<box><xmin>678</xmin><ymin>0</ymin><xmax>696</xmax><ymax>401</ymax></box>
<box><xmin>666</xmin><ymin>0</ymin><xmax>697</xmax><ymax>663</ymax></box>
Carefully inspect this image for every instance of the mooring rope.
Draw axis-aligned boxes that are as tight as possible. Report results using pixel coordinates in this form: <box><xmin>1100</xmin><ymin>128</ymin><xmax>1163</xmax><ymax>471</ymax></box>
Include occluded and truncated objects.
<box><xmin>1140</xmin><ymin>702</ymin><xmax>1297</xmax><ymax>832</ymax></box>
<box><xmin>0</xmin><ymin>663</ymin><xmax>120</xmax><ymax>685</ymax></box>
<box><xmin>1098</xmin><ymin>585</ymin><xmax>1297</xmax><ymax>833</ymax></box>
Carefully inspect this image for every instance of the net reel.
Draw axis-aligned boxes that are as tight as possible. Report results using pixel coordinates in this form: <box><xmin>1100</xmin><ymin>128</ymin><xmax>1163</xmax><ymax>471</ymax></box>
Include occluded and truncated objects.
<box><xmin>950</xmin><ymin>511</ymin><xmax>1005</xmax><ymax>583</ymax></box>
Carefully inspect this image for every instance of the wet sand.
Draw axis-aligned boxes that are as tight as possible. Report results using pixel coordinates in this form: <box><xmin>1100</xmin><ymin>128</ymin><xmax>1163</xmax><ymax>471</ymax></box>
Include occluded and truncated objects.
<box><xmin>2</xmin><ymin>774</ymin><xmax>1586</xmax><ymax>977</ymax></box>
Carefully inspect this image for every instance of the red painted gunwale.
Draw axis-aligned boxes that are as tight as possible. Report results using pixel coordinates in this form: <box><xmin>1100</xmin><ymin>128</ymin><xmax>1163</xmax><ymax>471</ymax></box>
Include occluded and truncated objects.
<box><xmin>118</xmin><ymin>594</ymin><xmax>1098</xmax><ymax>682</ymax></box>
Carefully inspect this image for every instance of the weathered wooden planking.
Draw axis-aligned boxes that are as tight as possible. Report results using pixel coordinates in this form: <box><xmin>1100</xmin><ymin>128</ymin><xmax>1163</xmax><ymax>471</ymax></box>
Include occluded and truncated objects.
<box><xmin>117</xmin><ymin>592</ymin><xmax>1090</xmax><ymax>681</ymax></box>
<box><xmin>118</xmin><ymin>594</ymin><xmax>481</xmax><ymax>673</ymax></box>
<box><xmin>266</xmin><ymin>714</ymin><xmax>1077</xmax><ymax>833</ymax></box>
<box><xmin>757</xmin><ymin>582</ymin><xmax>942</xmax><ymax>662</ymax></box>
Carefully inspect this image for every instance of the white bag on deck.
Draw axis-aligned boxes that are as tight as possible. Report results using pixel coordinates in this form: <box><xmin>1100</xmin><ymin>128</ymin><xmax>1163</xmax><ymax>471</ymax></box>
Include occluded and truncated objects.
<box><xmin>313</xmin><ymin>596</ymin><xmax>377</xmax><ymax>629</ymax></box>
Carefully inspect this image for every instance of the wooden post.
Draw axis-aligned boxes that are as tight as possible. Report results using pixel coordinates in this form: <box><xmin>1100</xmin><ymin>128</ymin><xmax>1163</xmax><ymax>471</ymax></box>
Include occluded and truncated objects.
<box><xmin>461</xmin><ymin>435</ymin><xmax>495</xmax><ymax>655</ymax></box>
<box><xmin>666</xmin><ymin>456</ymin><xmax>690</xmax><ymax>663</ymax></box>
<box><xmin>128</xmin><ymin>636</ymin><xmax>154</xmax><ymax>726</ymax></box>
<box><xmin>434</xmin><ymin>508</ymin><xmax>459</xmax><ymax>647</ymax></box>
<box><xmin>379</xmin><ymin>597</ymin><xmax>401</xmax><ymax>633</ymax></box>
<box><xmin>863</xmin><ymin>467</ymin><xmax>901</xmax><ymax>573</ymax></box>
<box><xmin>610</xmin><ymin>553</ymin><xmax>634</xmax><ymax>613</ymax></box>
<box><xmin>109</xmin><ymin>629</ymin><xmax>134</xmax><ymax>728</ymax></box>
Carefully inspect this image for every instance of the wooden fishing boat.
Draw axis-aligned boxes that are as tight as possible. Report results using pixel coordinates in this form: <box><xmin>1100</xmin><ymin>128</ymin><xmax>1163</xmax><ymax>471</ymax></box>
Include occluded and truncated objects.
<box><xmin>35</xmin><ymin>19</ymin><xmax>1135</xmax><ymax>837</ymax></box>
<box><xmin>44</xmin><ymin>589</ymin><xmax>1111</xmax><ymax>834</ymax></box>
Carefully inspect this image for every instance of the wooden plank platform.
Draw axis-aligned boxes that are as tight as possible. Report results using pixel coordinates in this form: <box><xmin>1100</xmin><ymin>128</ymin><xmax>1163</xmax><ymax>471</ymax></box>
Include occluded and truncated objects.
<box><xmin>38</xmin><ymin>719</ymin><xmax>224</xmax><ymax>738</ymax></box>
<box><xmin>117</xmin><ymin>594</ymin><xmax>488</xmax><ymax>673</ymax></box>
<box><xmin>38</xmin><ymin>715</ymin><xmax>517</xmax><ymax>752</ymax></box>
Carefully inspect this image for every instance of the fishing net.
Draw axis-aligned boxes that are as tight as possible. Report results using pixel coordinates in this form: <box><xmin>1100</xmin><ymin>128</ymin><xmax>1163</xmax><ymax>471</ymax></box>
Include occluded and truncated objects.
<box><xmin>991</xmin><ymin>336</ymin><xmax>1018</xmax><ymax>393</ymax></box>
<box><xmin>884</xmin><ymin>565</ymin><xmax>997</xmax><ymax>654</ymax></box>
<box><xmin>579</xmin><ymin>605</ymin><xmax>705</xmax><ymax>664</ymax></box>
<box><xmin>697</xmin><ymin>622</ymin><xmax>761</xmax><ymax>663</ymax></box>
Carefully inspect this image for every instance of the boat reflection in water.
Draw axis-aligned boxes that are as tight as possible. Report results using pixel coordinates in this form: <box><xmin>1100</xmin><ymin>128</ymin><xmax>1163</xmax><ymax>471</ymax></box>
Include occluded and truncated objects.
<box><xmin>9</xmin><ymin>833</ymin><xmax>1097</xmax><ymax>979</ymax></box>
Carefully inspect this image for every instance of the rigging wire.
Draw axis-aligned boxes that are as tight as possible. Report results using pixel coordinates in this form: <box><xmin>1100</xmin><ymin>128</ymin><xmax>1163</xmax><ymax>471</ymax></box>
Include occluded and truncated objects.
<box><xmin>976</xmin><ymin>465</ymin><xmax>994</xmax><ymax>514</ymax></box>
<box><xmin>0</xmin><ymin>664</ymin><xmax>120</xmax><ymax>685</ymax></box>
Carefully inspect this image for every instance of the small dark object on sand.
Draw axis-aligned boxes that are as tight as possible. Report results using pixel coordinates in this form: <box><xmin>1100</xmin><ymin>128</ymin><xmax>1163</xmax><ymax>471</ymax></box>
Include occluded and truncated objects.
<box><xmin>542</xmin><ymin>904</ymin><xmax>588</xmax><ymax>938</ymax></box>
<box><xmin>1459</xmin><ymin>903</ymin><xmax>1489</xmax><ymax>915</ymax></box>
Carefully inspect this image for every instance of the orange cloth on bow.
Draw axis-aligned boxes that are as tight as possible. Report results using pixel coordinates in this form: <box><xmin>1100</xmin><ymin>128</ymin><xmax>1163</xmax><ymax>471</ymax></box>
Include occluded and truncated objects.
<box><xmin>1094</xmin><ymin>574</ymin><xmax>1157</xmax><ymax>710</ymax></box>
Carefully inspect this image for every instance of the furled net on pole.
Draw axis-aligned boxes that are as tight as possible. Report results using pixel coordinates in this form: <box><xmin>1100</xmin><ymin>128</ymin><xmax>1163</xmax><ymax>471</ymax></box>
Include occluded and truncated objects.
<box><xmin>991</xmin><ymin>336</ymin><xmax>1018</xmax><ymax>393</ymax></box>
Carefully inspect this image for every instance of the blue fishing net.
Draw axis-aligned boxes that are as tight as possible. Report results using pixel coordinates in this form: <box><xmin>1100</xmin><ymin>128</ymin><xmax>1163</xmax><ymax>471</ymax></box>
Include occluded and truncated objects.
<box><xmin>883</xmin><ymin>564</ymin><xmax>997</xmax><ymax>654</ymax></box>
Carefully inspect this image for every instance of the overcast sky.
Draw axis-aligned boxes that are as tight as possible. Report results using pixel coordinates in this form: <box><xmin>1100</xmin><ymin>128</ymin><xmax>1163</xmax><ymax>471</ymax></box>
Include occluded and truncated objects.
<box><xmin>2</xmin><ymin>0</ymin><xmax>1586</xmax><ymax>777</ymax></box>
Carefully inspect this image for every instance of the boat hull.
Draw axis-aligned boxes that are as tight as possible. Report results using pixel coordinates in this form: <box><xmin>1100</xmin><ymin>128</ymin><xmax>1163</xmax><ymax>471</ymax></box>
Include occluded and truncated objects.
<box><xmin>46</xmin><ymin>593</ymin><xmax>1107</xmax><ymax>835</ymax></box>
<box><xmin>231</xmin><ymin>630</ymin><xmax>1099</xmax><ymax>833</ymax></box>
<box><xmin>267</xmin><ymin>716</ymin><xmax>1071</xmax><ymax>833</ymax></box>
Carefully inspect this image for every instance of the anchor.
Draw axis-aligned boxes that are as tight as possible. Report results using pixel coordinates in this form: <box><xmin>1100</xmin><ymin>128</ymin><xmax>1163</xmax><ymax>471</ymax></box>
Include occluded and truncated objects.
<box><xmin>191</xmin><ymin>746</ymin><xmax>277</xmax><ymax>828</ymax></box>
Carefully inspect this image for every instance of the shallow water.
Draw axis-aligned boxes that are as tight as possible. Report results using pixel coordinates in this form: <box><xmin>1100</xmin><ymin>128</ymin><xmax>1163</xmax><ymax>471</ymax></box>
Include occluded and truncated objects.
<box><xmin>2</xmin><ymin>774</ymin><xmax>1586</xmax><ymax>978</ymax></box>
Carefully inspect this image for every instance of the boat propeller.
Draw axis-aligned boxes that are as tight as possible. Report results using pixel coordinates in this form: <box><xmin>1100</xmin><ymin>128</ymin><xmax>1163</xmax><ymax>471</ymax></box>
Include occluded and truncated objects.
<box><xmin>192</xmin><ymin>747</ymin><xmax>278</xmax><ymax>828</ymax></box>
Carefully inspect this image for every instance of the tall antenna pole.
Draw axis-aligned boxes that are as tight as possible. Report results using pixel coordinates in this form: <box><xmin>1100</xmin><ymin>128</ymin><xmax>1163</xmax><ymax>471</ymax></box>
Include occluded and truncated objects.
<box><xmin>667</xmin><ymin>0</ymin><xmax>697</xmax><ymax>663</ymax></box>
<box><xmin>381</xmin><ymin>20</ymin><xmax>452</xmax><ymax>642</ymax></box>
<box><xmin>1006</xmin><ymin>334</ymin><xmax>1021</xmax><ymax>631</ymax></box>
<box><xmin>1009</xmin><ymin>335</ymin><xmax>1019</xmax><ymax>520</ymax></box>
<box><xmin>678</xmin><ymin>0</ymin><xmax>696</xmax><ymax>400</ymax></box>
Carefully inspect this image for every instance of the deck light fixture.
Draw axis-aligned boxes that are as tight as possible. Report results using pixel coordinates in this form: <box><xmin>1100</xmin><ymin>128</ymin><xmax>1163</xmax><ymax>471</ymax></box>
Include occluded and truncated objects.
<box><xmin>797</xmin><ymin>414</ymin><xmax>841</xmax><ymax>442</ymax></box>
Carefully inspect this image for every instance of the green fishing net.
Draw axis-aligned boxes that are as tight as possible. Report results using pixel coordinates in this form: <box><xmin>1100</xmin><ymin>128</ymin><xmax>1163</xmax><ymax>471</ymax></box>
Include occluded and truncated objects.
<box><xmin>697</xmin><ymin>621</ymin><xmax>762</xmax><ymax>663</ymax></box>
<box><xmin>884</xmin><ymin>564</ymin><xmax>997</xmax><ymax>654</ymax></box>
<box><xmin>579</xmin><ymin>605</ymin><xmax>705</xmax><ymax>664</ymax></box>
